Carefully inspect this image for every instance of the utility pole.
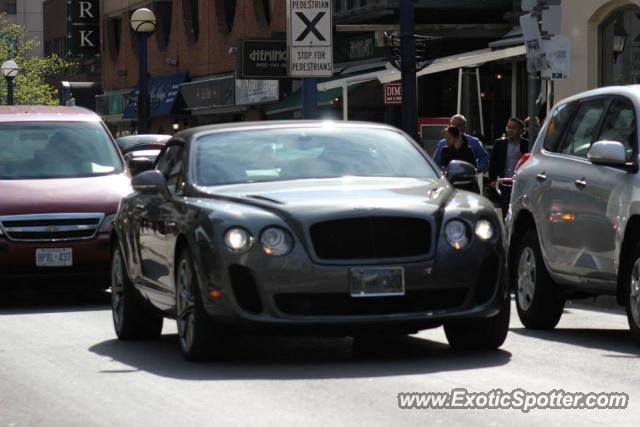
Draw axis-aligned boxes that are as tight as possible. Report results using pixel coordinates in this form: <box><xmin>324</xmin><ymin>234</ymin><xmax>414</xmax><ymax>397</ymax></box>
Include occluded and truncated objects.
<box><xmin>302</xmin><ymin>78</ymin><xmax>318</xmax><ymax>119</ymax></box>
<box><xmin>400</xmin><ymin>1</ymin><xmax>418</xmax><ymax>141</ymax></box>
<box><xmin>521</xmin><ymin>0</ymin><xmax>545</xmax><ymax>144</ymax></box>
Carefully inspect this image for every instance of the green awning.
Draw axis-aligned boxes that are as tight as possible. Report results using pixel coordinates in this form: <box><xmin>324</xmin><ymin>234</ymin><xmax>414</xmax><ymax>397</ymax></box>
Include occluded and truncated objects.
<box><xmin>265</xmin><ymin>87</ymin><xmax>342</xmax><ymax>117</ymax></box>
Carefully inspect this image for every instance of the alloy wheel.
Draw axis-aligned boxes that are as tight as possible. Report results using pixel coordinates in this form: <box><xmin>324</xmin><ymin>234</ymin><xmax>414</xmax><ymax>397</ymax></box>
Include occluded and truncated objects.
<box><xmin>176</xmin><ymin>258</ymin><xmax>196</xmax><ymax>352</ymax></box>
<box><xmin>111</xmin><ymin>249</ymin><xmax>125</xmax><ymax>331</ymax></box>
<box><xmin>630</xmin><ymin>258</ymin><xmax>640</xmax><ymax>327</ymax></box>
<box><xmin>517</xmin><ymin>247</ymin><xmax>536</xmax><ymax>311</ymax></box>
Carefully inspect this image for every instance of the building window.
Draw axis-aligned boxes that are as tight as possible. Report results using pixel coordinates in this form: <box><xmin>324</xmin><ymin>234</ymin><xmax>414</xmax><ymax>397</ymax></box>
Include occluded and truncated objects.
<box><xmin>153</xmin><ymin>0</ymin><xmax>172</xmax><ymax>50</ymax></box>
<box><xmin>183</xmin><ymin>0</ymin><xmax>199</xmax><ymax>44</ymax></box>
<box><xmin>224</xmin><ymin>0</ymin><xmax>237</xmax><ymax>32</ymax></box>
<box><xmin>107</xmin><ymin>17</ymin><xmax>122</xmax><ymax>61</ymax></box>
<box><xmin>5</xmin><ymin>0</ymin><xmax>16</xmax><ymax>14</ymax></box>
<box><xmin>255</xmin><ymin>0</ymin><xmax>274</xmax><ymax>25</ymax></box>
<box><xmin>128</xmin><ymin>11</ymin><xmax>139</xmax><ymax>59</ymax></box>
<box><xmin>600</xmin><ymin>7</ymin><xmax>640</xmax><ymax>86</ymax></box>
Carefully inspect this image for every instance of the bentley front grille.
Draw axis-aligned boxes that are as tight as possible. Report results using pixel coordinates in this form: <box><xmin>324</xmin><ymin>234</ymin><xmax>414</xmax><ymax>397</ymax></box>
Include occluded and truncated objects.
<box><xmin>310</xmin><ymin>217</ymin><xmax>431</xmax><ymax>260</ymax></box>
<box><xmin>0</xmin><ymin>213</ymin><xmax>105</xmax><ymax>242</ymax></box>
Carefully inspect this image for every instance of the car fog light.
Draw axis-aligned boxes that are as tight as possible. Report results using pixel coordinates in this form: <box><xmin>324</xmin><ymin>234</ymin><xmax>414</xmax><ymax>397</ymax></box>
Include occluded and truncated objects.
<box><xmin>224</xmin><ymin>228</ymin><xmax>253</xmax><ymax>253</ymax></box>
<box><xmin>445</xmin><ymin>220</ymin><xmax>469</xmax><ymax>250</ymax></box>
<box><xmin>475</xmin><ymin>219</ymin><xmax>494</xmax><ymax>240</ymax></box>
<box><xmin>260</xmin><ymin>227</ymin><xmax>293</xmax><ymax>256</ymax></box>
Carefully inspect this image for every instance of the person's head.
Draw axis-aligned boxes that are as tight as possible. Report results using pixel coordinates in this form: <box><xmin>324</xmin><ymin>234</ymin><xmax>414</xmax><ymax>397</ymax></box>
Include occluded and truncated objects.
<box><xmin>449</xmin><ymin>114</ymin><xmax>467</xmax><ymax>134</ymax></box>
<box><xmin>444</xmin><ymin>125</ymin><xmax>461</xmax><ymax>147</ymax></box>
<box><xmin>524</xmin><ymin>116</ymin><xmax>541</xmax><ymax>133</ymax></box>
<box><xmin>506</xmin><ymin>117</ymin><xmax>524</xmax><ymax>140</ymax></box>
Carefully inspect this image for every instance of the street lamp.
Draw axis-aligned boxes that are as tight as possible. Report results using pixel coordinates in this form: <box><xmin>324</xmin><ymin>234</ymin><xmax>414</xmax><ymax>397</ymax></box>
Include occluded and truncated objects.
<box><xmin>1</xmin><ymin>60</ymin><xmax>20</xmax><ymax>105</ymax></box>
<box><xmin>130</xmin><ymin>8</ymin><xmax>157</xmax><ymax>134</ymax></box>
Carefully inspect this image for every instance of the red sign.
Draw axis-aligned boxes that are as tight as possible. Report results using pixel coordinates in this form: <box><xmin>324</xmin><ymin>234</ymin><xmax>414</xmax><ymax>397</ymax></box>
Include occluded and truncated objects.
<box><xmin>383</xmin><ymin>82</ymin><xmax>402</xmax><ymax>104</ymax></box>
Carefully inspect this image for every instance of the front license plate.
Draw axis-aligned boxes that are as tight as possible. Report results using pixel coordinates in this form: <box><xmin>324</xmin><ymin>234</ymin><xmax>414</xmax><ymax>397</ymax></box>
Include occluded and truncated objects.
<box><xmin>35</xmin><ymin>248</ymin><xmax>73</xmax><ymax>267</ymax></box>
<box><xmin>349</xmin><ymin>267</ymin><xmax>405</xmax><ymax>297</ymax></box>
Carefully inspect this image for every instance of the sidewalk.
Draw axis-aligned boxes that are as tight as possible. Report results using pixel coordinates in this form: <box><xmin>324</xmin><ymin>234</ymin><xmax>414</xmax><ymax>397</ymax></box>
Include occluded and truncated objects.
<box><xmin>566</xmin><ymin>296</ymin><xmax>624</xmax><ymax>314</ymax></box>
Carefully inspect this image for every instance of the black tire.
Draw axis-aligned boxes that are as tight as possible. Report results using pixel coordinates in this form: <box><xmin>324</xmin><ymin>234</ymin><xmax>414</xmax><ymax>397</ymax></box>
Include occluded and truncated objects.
<box><xmin>624</xmin><ymin>242</ymin><xmax>640</xmax><ymax>344</ymax></box>
<box><xmin>175</xmin><ymin>249</ymin><xmax>221</xmax><ymax>362</ymax></box>
<box><xmin>443</xmin><ymin>295</ymin><xmax>510</xmax><ymax>350</ymax></box>
<box><xmin>111</xmin><ymin>245</ymin><xmax>163</xmax><ymax>340</ymax></box>
<box><xmin>512</xmin><ymin>230</ymin><xmax>565</xmax><ymax>329</ymax></box>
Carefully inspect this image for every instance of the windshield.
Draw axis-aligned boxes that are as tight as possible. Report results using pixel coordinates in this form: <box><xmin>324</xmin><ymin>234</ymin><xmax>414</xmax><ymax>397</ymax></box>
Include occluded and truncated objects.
<box><xmin>0</xmin><ymin>121</ymin><xmax>123</xmax><ymax>179</ymax></box>
<box><xmin>194</xmin><ymin>126</ymin><xmax>438</xmax><ymax>186</ymax></box>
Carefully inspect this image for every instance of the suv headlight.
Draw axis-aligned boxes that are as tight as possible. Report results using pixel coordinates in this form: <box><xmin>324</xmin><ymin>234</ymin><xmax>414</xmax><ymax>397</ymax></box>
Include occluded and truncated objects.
<box><xmin>445</xmin><ymin>220</ymin><xmax>469</xmax><ymax>250</ymax></box>
<box><xmin>260</xmin><ymin>227</ymin><xmax>294</xmax><ymax>256</ymax></box>
<box><xmin>224</xmin><ymin>227</ymin><xmax>254</xmax><ymax>253</ymax></box>
<box><xmin>99</xmin><ymin>213</ymin><xmax>117</xmax><ymax>233</ymax></box>
<box><xmin>475</xmin><ymin>219</ymin><xmax>494</xmax><ymax>240</ymax></box>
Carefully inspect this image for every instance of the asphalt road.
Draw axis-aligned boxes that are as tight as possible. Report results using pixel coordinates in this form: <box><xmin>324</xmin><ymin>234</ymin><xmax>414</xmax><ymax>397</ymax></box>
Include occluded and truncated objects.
<box><xmin>0</xmin><ymin>292</ymin><xmax>638</xmax><ymax>427</ymax></box>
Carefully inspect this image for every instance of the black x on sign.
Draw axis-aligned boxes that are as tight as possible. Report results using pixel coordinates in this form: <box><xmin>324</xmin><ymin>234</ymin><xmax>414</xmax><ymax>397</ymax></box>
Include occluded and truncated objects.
<box><xmin>290</xmin><ymin>1</ymin><xmax>331</xmax><ymax>47</ymax></box>
<box><xmin>295</xmin><ymin>12</ymin><xmax>326</xmax><ymax>42</ymax></box>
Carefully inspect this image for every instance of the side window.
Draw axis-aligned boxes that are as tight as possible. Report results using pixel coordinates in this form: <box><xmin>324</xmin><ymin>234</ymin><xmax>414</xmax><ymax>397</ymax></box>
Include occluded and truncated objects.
<box><xmin>597</xmin><ymin>98</ymin><xmax>637</xmax><ymax>162</ymax></box>
<box><xmin>557</xmin><ymin>99</ymin><xmax>607</xmax><ymax>158</ymax></box>
<box><xmin>155</xmin><ymin>144</ymin><xmax>184</xmax><ymax>194</ymax></box>
<box><xmin>543</xmin><ymin>102</ymin><xmax>578</xmax><ymax>152</ymax></box>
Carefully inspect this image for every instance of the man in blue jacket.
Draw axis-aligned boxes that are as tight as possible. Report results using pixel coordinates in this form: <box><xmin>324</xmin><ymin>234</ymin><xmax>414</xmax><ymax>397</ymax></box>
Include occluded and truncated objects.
<box><xmin>433</xmin><ymin>114</ymin><xmax>489</xmax><ymax>172</ymax></box>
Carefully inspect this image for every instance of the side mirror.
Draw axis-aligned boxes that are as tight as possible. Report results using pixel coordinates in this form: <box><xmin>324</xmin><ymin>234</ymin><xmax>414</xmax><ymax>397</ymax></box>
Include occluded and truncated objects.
<box><xmin>132</xmin><ymin>170</ymin><xmax>171</xmax><ymax>200</ymax></box>
<box><xmin>127</xmin><ymin>156</ymin><xmax>155</xmax><ymax>176</ymax></box>
<box><xmin>446</xmin><ymin>160</ymin><xmax>478</xmax><ymax>189</ymax></box>
<box><xmin>587</xmin><ymin>141</ymin><xmax>627</xmax><ymax>166</ymax></box>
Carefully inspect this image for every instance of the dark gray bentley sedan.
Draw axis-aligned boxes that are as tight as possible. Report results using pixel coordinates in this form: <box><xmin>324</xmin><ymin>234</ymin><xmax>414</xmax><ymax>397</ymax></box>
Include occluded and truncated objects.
<box><xmin>110</xmin><ymin>121</ymin><xmax>509</xmax><ymax>360</ymax></box>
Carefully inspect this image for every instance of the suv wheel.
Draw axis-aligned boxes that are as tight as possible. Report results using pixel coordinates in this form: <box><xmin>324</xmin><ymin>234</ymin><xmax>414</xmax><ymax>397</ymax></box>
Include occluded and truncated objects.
<box><xmin>111</xmin><ymin>245</ymin><xmax>163</xmax><ymax>340</ymax></box>
<box><xmin>625</xmin><ymin>243</ymin><xmax>640</xmax><ymax>344</ymax></box>
<box><xmin>444</xmin><ymin>295</ymin><xmax>510</xmax><ymax>350</ymax></box>
<box><xmin>513</xmin><ymin>230</ymin><xmax>564</xmax><ymax>329</ymax></box>
<box><xmin>175</xmin><ymin>249</ymin><xmax>222</xmax><ymax>361</ymax></box>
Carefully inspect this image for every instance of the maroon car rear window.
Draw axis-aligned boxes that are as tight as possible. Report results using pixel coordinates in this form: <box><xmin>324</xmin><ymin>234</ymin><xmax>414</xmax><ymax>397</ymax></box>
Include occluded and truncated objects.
<box><xmin>0</xmin><ymin>122</ymin><xmax>123</xmax><ymax>179</ymax></box>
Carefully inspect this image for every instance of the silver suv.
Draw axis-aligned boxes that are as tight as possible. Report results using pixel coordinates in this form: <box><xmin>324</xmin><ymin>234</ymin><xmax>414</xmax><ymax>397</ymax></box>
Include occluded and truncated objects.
<box><xmin>507</xmin><ymin>85</ymin><xmax>640</xmax><ymax>341</ymax></box>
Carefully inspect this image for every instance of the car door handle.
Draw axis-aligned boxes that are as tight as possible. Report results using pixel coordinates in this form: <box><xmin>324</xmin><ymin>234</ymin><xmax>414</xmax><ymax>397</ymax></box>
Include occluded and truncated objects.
<box><xmin>536</xmin><ymin>173</ymin><xmax>547</xmax><ymax>182</ymax></box>
<box><xmin>575</xmin><ymin>178</ymin><xmax>587</xmax><ymax>188</ymax></box>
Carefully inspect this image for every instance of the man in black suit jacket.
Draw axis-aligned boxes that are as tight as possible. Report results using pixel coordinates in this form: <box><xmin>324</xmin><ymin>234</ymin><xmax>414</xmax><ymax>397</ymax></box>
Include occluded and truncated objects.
<box><xmin>490</xmin><ymin>118</ymin><xmax>529</xmax><ymax>218</ymax></box>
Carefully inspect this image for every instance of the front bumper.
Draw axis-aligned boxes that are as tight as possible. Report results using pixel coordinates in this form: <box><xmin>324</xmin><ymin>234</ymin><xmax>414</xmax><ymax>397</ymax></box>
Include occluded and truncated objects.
<box><xmin>0</xmin><ymin>234</ymin><xmax>111</xmax><ymax>289</ymax></box>
<box><xmin>195</xmin><ymin>234</ymin><xmax>506</xmax><ymax>332</ymax></box>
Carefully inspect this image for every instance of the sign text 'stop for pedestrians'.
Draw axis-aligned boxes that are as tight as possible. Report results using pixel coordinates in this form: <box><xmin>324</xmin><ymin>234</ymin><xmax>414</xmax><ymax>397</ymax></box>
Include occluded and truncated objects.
<box><xmin>290</xmin><ymin>0</ymin><xmax>332</xmax><ymax>47</ymax></box>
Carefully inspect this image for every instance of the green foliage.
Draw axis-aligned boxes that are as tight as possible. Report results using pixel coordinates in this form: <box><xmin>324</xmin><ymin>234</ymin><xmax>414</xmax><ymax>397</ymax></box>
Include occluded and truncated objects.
<box><xmin>0</xmin><ymin>12</ymin><xmax>77</xmax><ymax>105</ymax></box>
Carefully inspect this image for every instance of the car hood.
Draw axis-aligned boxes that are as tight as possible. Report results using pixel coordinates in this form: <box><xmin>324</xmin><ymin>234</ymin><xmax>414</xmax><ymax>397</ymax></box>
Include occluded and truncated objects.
<box><xmin>198</xmin><ymin>177</ymin><xmax>451</xmax><ymax>219</ymax></box>
<box><xmin>0</xmin><ymin>174</ymin><xmax>132</xmax><ymax>215</ymax></box>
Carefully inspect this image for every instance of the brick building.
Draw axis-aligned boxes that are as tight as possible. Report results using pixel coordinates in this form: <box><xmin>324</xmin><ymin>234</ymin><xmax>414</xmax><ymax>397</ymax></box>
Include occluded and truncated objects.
<box><xmin>98</xmin><ymin>1</ymin><xmax>527</xmax><ymax>140</ymax></box>
<box><xmin>99</xmin><ymin>0</ymin><xmax>287</xmax><ymax>135</ymax></box>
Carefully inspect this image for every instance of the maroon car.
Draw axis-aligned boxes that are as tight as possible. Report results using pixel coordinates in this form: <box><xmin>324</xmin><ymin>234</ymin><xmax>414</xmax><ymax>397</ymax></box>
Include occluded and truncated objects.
<box><xmin>0</xmin><ymin>106</ymin><xmax>131</xmax><ymax>290</ymax></box>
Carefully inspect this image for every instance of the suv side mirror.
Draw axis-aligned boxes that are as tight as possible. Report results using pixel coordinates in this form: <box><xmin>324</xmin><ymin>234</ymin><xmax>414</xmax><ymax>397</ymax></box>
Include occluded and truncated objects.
<box><xmin>588</xmin><ymin>141</ymin><xmax>627</xmax><ymax>166</ymax></box>
<box><xmin>132</xmin><ymin>170</ymin><xmax>171</xmax><ymax>199</ymax></box>
<box><xmin>127</xmin><ymin>156</ymin><xmax>155</xmax><ymax>176</ymax></box>
<box><xmin>446</xmin><ymin>160</ymin><xmax>478</xmax><ymax>188</ymax></box>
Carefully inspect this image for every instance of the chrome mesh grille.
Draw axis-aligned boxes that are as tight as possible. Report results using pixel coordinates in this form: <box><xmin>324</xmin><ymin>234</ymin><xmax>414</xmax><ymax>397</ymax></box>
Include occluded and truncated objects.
<box><xmin>0</xmin><ymin>213</ymin><xmax>104</xmax><ymax>242</ymax></box>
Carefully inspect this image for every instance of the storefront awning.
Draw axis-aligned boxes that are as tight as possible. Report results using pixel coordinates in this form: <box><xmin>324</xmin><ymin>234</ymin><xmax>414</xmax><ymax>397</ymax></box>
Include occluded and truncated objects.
<box><xmin>317</xmin><ymin>45</ymin><xmax>526</xmax><ymax>90</ymax></box>
<box><xmin>123</xmin><ymin>72</ymin><xmax>187</xmax><ymax>119</ymax></box>
<box><xmin>265</xmin><ymin>87</ymin><xmax>342</xmax><ymax>117</ymax></box>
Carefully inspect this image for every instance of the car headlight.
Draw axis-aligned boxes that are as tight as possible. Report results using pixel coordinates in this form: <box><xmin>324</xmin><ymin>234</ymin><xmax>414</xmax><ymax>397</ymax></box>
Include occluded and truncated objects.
<box><xmin>475</xmin><ymin>219</ymin><xmax>494</xmax><ymax>240</ymax></box>
<box><xmin>224</xmin><ymin>227</ymin><xmax>254</xmax><ymax>253</ymax></box>
<box><xmin>445</xmin><ymin>220</ymin><xmax>469</xmax><ymax>250</ymax></box>
<box><xmin>260</xmin><ymin>227</ymin><xmax>293</xmax><ymax>256</ymax></box>
<box><xmin>99</xmin><ymin>213</ymin><xmax>117</xmax><ymax>233</ymax></box>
